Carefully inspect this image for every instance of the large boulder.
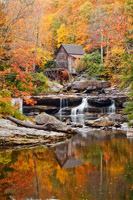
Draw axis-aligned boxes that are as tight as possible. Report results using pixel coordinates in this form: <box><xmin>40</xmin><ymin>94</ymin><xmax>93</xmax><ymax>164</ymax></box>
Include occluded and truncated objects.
<box><xmin>47</xmin><ymin>81</ymin><xmax>63</xmax><ymax>93</ymax></box>
<box><xmin>71</xmin><ymin>80</ymin><xmax>111</xmax><ymax>92</ymax></box>
<box><xmin>85</xmin><ymin>117</ymin><xmax>119</xmax><ymax>127</ymax></box>
<box><xmin>35</xmin><ymin>113</ymin><xmax>75</xmax><ymax>133</ymax></box>
<box><xmin>109</xmin><ymin>114</ymin><xmax>127</xmax><ymax>122</ymax></box>
<box><xmin>0</xmin><ymin>119</ymin><xmax>68</xmax><ymax>146</ymax></box>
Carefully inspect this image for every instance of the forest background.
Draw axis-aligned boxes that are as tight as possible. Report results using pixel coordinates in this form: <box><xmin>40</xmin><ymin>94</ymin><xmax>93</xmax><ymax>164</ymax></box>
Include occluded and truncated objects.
<box><xmin>0</xmin><ymin>0</ymin><xmax>132</xmax><ymax>122</ymax></box>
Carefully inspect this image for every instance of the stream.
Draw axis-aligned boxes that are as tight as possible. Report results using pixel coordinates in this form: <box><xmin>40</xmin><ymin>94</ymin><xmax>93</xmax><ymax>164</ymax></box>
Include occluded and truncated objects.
<box><xmin>0</xmin><ymin>134</ymin><xmax>132</xmax><ymax>200</ymax></box>
<box><xmin>1</xmin><ymin>94</ymin><xmax>132</xmax><ymax>200</ymax></box>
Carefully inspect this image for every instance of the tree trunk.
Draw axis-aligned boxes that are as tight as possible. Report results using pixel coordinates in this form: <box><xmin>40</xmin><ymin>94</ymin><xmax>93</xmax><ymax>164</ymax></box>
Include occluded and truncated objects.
<box><xmin>101</xmin><ymin>31</ymin><xmax>104</xmax><ymax>63</ymax></box>
<box><xmin>33</xmin><ymin>27</ymin><xmax>39</xmax><ymax>70</ymax></box>
<box><xmin>7</xmin><ymin>116</ymin><xmax>47</xmax><ymax>130</ymax></box>
<box><xmin>7</xmin><ymin>116</ymin><xmax>76</xmax><ymax>134</ymax></box>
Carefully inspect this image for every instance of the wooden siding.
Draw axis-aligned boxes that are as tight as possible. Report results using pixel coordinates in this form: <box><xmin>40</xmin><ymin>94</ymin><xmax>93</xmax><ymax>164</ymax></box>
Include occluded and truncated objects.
<box><xmin>56</xmin><ymin>46</ymin><xmax>68</xmax><ymax>70</ymax></box>
<box><xmin>56</xmin><ymin>45</ymin><xmax>84</xmax><ymax>73</ymax></box>
<box><xmin>68</xmin><ymin>56</ymin><xmax>76</xmax><ymax>73</ymax></box>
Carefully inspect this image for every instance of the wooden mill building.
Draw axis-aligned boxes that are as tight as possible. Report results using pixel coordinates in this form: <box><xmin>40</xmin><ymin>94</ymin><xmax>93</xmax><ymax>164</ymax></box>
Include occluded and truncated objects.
<box><xmin>56</xmin><ymin>44</ymin><xmax>85</xmax><ymax>73</ymax></box>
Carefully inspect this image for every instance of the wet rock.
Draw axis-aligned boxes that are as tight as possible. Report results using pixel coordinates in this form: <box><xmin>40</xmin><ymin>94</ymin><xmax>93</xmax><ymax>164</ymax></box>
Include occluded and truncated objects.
<box><xmin>35</xmin><ymin>113</ymin><xmax>75</xmax><ymax>133</ymax></box>
<box><xmin>114</xmin><ymin>96</ymin><xmax>128</xmax><ymax>108</ymax></box>
<box><xmin>71</xmin><ymin>123</ymin><xmax>83</xmax><ymax>128</ymax></box>
<box><xmin>23</xmin><ymin>105</ymin><xmax>58</xmax><ymax>115</ymax></box>
<box><xmin>88</xmin><ymin>97</ymin><xmax>111</xmax><ymax>107</ymax></box>
<box><xmin>30</xmin><ymin>95</ymin><xmax>60</xmax><ymax>106</ymax></box>
<box><xmin>62</xmin><ymin>82</ymin><xmax>72</xmax><ymax>92</ymax></box>
<box><xmin>71</xmin><ymin>80</ymin><xmax>111</xmax><ymax>92</ymax></box>
<box><xmin>85</xmin><ymin>113</ymin><xmax>99</xmax><ymax>120</ymax></box>
<box><xmin>86</xmin><ymin>129</ymin><xmax>127</xmax><ymax>138</ymax></box>
<box><xmin>0</xmin><ymin>119</ymin><xmax>70</xmax><ymax>146</ymax></box>
<box><xmin>108</xmin><ymin>114</ymin><xmax>127</xmax><ymax>122</ymax></box>
<box><xmin>30</xmin><ymin>95</ymin><xmax>82</xmax><ymax>107</ymax></box>
<box><xmin>85</xmin><ymin>117</ymin><xmax>119</xmax><ymax>128</ymax></box>
<box><xmin>84</xmin><ymin>86</ymin><xmax>97</xmax><ymax>93</ymax></box>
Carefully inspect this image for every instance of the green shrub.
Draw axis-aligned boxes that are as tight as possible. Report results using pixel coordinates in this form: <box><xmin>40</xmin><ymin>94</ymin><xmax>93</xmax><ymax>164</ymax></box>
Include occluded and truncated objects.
<box><xmin>81</xmin><ymin>51</ymin><xmax>105</xmax><ymax>78</ymax></box>
<box><xmin>121</xmin><ymin>53</ymin><xmax>133</xmax><ymax>126</ymax></box>
<box><xmin>31</xmin><ymin>72</ymin><xmax>50</xmax><ymax>95</ymax></box>
<box><xmin>0</xmin><ymin>89</ymin><xmax>26</xmax><ymax>120</ymax></box>
<box><xmin>124</xmin><ymin>101</ymin><xmax>133</xmax><ymax>126</ymax></box>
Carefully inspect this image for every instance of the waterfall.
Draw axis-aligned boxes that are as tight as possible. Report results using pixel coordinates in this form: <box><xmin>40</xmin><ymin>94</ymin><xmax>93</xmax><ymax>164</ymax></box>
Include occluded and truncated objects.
<box><xmin>71</xmin><ymin>98</ymin><xmax>89</xmax><ymax>124</ymax></box>
<box><xmin>12</xmin><ymin>98</ymin><xmax>23</xmax><ymax>113</ymax></box>
<box><xmin>101</xmin><ymin>99</ymin><xmax>116</xmax><ymax>114</ymax></box>
<box><xmin>58</xmin><ymin>98</ymin><xmax>68</xmax><ymax>119</ymax></box>
<box><xmin>108</xmin><ymin>99</ymin><xmax>116</xmax><ymax>114</ymax></box>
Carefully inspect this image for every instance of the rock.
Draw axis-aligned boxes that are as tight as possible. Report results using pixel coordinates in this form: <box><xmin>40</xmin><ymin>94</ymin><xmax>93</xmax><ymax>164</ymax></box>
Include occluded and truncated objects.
<box><xmin>71</xmin><ymin>123</ymin><xmax>83</xmax><ymax>128</ymax></box>
<box><xmin>85</xmin><ymin>113</ymin><xmax>99</xmax><ymax>120</ymax></box>
<box><xmin>71</xmin><ymin>80</ymin><xmax>111</xmax><ymax>92</ymax></box>
<box><xmin>108</xmin><ymin>114</ymin><xmax>127</xmax><ymax>122</ymax></box>
<box><xmin>23</xmin><ymin>105</ymin><xmax>58</xmax><ymax>115</ymax></box>
<box><xmin>72</xmin><ymin>80</ymin><xmax>89</xmax><ymax>91</ymax></box>
<box><xmin>62</xmin><ymin>82</ymin><xmax>72</xmax><ymax>92</ymax></box>
<box><xmin>114</xmin><ymin>96</ymin><xmax>128</xmax><ymax>107</ymax></box>
<box><xmin>122</xmin><ymin>102</ymin><xmax>130</xmax><ymax>108</ymax></box>
<box><xmin>85</xmin><ymin>117</ymin><xmax>119</xmax><ymax>127</ymax></box>
<box><xmin>29</xmin><ymin>95</ymin><xmax>82</xmax><ymax>107</ymax></box>
<box><xmin>35</xmin><ymin>113</ymin><xmax>75</xmax><ymax>133</ymax></box>
<box><xmin>84</xmin><ymin>86</ymin><xmax>97</xmax><ymax>93</ymax></box>
<box><xmin>47</xmin><ymin>81</ymin><xmax>63</xmax><ymax>93</ymax></box>
<box><xmin>88</xmin><ymin>97</ymin><xmax>112</xmax><ymax>107</ymax></box>
<box><xmin>0</xmin><ymin>119</ymin><xmax>71</xmax><ymax>146</ymax></box>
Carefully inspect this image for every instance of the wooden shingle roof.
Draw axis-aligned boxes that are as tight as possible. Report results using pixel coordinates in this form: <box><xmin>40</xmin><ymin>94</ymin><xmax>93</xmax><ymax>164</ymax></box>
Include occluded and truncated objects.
<box><xmin>58</xmin><ymin>44</ymin><xmax>85</xmax><ymax>55</ymax></box>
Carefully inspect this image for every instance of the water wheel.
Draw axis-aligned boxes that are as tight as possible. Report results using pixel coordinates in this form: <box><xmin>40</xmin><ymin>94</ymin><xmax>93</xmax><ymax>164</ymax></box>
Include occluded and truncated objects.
<box><xmin>55</xmin><ymin>70</ymin><xmax>69</xmax><ymax>82</ymax></box>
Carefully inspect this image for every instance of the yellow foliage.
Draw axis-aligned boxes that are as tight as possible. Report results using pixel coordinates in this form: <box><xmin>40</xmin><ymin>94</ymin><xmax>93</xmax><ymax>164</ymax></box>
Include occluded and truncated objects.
<box><xmin>56</xmin><ymin>24</ymin><xmax>69</xmax><ymax>47</ymax></box>
<box><xmin>111</xmin><ymin>47</ymin><xmax>125</xmax><ymax>55</ymax></box>
<box><xmin>56</xmin><ymin>165</ymin><xmax>69</xmax><ymax>184</ymax></box>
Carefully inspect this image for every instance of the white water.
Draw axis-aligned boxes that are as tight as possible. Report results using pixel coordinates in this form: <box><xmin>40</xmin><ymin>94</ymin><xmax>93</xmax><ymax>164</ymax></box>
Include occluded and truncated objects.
<box><xmin>101</xmin><ymin>99</ymin><xmax>116</xmax><ymax>114</ymax></box>
<box><xmin>108</xmin><ymin>99</ymin><xmax>116</xmax><ymax>114</ymax></box>
<box><xmin>12</xmin><ymin>98</ymin><xmax>23</xmax><ymax>113</ymax></box>
<box><xmin>58</xmin><ymin>98</ymin><xmax>68</xmax><ymax>120</ymax></box>
<box><xmin>71</xmin><ymin>98</ymin><xmax>89</xmax><ymax>124</ymax></box>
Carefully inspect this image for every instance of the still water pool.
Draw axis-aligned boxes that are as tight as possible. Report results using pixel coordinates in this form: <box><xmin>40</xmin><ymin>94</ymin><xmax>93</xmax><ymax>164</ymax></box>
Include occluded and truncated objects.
<box><xmin>0</xmin><ymin>134</ymin><xmax>132</xmax><ymax>200</ymax></box>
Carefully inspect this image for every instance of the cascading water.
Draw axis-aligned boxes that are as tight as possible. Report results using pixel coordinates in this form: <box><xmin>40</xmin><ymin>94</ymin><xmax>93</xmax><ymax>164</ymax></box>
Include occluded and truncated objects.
<box><xmin>12</xmin><ymin>98</ymin><xmax>23</xmax><ymax>113</ymax></box>
<box><xmin>71</xmin><ymin>98</ymin><xmax>89</xmax><ymax>124</ymax></box>
<box><xmin>108</xmin><ymin>99</ymin><xmax>116</xmax><ymax>114</ymax></box>
<box><xmin>58</xmin><ymin>98</ymin><xmax>68</xmax><ymax>120</ymax></box>
<box><xmin>101</xmin><ymin>99</ymin><xmax>116</xmax><ymax>114</ymax></box>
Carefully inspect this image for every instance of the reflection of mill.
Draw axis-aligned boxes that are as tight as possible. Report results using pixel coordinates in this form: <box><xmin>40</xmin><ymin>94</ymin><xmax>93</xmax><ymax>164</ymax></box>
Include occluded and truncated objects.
<box><xmin>55</xmin><ymin>140</ymin><xmax>82</xmax><ymax>168</ymax></box>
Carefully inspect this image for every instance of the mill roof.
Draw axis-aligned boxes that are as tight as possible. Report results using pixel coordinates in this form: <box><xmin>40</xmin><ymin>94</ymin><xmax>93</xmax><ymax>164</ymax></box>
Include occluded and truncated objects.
<box><xmin>57</xmin><ymin>44</ymin><xmax>85</xmax><ymax>55</ymax></box>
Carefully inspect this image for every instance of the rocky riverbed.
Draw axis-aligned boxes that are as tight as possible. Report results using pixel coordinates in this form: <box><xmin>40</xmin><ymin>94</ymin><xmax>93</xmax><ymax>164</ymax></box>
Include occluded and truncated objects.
<box><xmin>1</xmin><ymin>79</ymin><xmax>132</xmax><ymax>147</ymax></box>
<box><xmin>0</xmin><ymin>119</ymin><xmax>72</xmax><ymax>147</ymax></box>
<box><xmin>0</xmin><ymin>114</ymin><xmax>132</xmax><ymax>148</ymax></box>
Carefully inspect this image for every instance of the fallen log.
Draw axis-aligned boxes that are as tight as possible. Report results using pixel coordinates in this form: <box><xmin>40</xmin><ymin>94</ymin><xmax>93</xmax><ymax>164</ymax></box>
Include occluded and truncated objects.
<box><xmin>7</xmin><ymin>116</ymin><xmax>77</xmax><ymax>134</ymax></box>
<box><xmin>7</xmin><ymin>116</ymin><xmax>45</xmax><ymax>129</ymax></box>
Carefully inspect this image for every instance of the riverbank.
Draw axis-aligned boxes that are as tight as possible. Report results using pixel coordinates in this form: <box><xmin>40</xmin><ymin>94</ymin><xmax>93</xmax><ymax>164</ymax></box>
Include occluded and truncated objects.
<box><xmin>0</xmin><ymin>117</ymin><xmax>132</xmax><ymax>148</ymax></box>
<box><xmin>0</xmin><ymin>119</ymin><xmax>72</xmax><ymax>147</ymax></box>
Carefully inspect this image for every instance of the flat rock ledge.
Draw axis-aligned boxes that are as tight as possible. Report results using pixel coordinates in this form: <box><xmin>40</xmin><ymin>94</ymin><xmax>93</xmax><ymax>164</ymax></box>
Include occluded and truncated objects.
<box><xmin>0</xmin><ymin>119</ymin><xmax>71</xmax><ymax>146</ymax></box>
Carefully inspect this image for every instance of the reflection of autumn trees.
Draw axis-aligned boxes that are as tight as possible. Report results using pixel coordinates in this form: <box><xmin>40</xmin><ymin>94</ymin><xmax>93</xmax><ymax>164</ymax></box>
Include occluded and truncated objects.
<box><xmin>0</xmin><ymin>137</ymin><xmax>132</xmax><ymax>200</ymax></box>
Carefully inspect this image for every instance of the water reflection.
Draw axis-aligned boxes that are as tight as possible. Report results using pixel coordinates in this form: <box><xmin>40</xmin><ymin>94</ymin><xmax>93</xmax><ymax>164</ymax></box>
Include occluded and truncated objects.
<box><xmin>55</xmin><ymin>139</ymin><xmax>82</xmax><ymax>168</ymax></box>
<box><xmin>0</xmin><ymin>134</ymin><xmax>132</xmax><ymax>200</ymax></box>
